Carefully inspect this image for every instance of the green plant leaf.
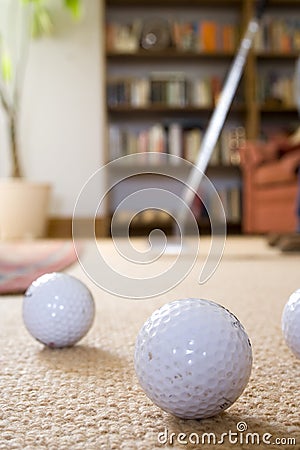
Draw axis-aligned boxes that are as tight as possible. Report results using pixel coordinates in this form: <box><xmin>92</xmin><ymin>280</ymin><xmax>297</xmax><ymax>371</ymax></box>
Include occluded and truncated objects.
<box><xmin>31</xmin><ymin>7</ymin><xmax>53</xmax><ymax>37</ymax></box>
<box><xmin>38</xmin><ymin>8</ymin><xmax>53</xmax><ymax>34</ymax></box>
<box><xmin>1</xmin><ymin>51</ymin><xmax>12</xmax><ymax>82</ymax></box>
<box><xmin>64</xmin><ymin>0</ymin><xmax>82</xmax><ymax>21</ymax></box>
<box><xmin>21</xmin><ymin>0</ymin><xmax>42</xmax><ymax>4</ymax></box>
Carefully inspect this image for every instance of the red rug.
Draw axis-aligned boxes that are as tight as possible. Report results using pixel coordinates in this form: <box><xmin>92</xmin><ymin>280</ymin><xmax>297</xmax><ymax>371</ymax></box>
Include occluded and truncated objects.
<box><xmin>0</xmin><ymin>240</ymin><xmax>79</xmax><ymax>295</ymax></box>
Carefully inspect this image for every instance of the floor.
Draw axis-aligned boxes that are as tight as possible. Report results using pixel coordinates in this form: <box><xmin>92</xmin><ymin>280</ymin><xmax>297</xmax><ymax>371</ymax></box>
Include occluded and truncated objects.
<box><xmin>0</xmin><ymin>237</ymin><xmax>299</xmax><ymax>449</ymax></box>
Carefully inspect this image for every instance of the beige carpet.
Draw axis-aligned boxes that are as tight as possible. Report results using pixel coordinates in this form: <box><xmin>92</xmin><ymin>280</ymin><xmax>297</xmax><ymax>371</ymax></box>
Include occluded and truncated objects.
<box><xmin>0</xmin><ymin>237</ymin><xmax>299</xmax><ymax>450</ymax></box>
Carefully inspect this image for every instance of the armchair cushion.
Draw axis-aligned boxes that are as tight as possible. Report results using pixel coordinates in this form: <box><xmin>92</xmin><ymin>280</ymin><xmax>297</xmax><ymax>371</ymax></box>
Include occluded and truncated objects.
<box><xmin>254</xmin><ymin>148</ymin><xmax>300</xmax><ymax>186</ymax></box>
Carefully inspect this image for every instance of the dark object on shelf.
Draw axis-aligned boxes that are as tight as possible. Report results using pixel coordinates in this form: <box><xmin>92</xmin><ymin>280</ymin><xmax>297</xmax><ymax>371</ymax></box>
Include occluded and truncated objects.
<box><xmin>267</xmin><ymin>232</ymin><xmax>300</xmax><ymax>252</ymax></box>
<box><xmin>140</xmin><ymin>19</ymin><xmax>172</xmax><ymax>51</ymax></box>
<box><xmin>267</xmin><ymin>233</ymin><xmax>282</xmax><ymax>246</ymax></box>
<box><xmin>278</xmin><ymin>233</ymin><xmax>300</xmax><ymax>252</ymax></box>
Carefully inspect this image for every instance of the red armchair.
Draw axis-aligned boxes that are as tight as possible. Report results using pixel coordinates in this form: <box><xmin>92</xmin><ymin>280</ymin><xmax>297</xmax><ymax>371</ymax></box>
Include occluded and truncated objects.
<box><xmin>239</xmin><ymin>131</ymin><xmax>300</xmax><ymax>234</ymax></box>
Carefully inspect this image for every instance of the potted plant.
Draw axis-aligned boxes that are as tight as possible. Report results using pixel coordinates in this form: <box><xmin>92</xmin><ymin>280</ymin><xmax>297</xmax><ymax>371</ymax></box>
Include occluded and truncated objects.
<box><xmin>0</xmin><ymin>0</ymin><xmax>82</xmax><ymax>239</ymax></box>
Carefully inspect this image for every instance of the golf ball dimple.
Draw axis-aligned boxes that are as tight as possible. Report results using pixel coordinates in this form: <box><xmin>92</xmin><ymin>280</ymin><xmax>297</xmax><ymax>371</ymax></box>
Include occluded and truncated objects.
<box><xmin>282</xmin><ymin>289</ymin><xmax>300</xmax><ymax>359</ymax></box>
<box><xmin>134</xmin><ymin>298</ymin><xmax>252</xmax><ymax>419</ymax></box>
<box><xmin>23</xmin><ymin>273</ymin><xmax>95</xmax><ymax>348</ymax></box>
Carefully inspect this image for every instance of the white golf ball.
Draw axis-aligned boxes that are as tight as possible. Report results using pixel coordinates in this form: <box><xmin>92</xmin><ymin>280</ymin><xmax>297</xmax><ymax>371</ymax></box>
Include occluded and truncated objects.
<box><xmin>282</xmin><ymin>289</ymin><xmax>300</xmax><ymax>359</ymax></box>
<box><xmin>23</xmin><ymin>273</ymin><xmax>95</xmax><ymax>348</ymax></box>
<box><xmin>134</xmin><ymin>298</ymin><xmax>252</xmax><ymax>419</ymax></box>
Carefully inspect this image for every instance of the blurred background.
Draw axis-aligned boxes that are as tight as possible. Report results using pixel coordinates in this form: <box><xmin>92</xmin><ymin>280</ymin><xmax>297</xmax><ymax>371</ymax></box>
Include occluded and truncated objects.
<box><xmin>0</xmin><ymin>0</ymin><xmax>300</xmax><ymax>240</ymax></box>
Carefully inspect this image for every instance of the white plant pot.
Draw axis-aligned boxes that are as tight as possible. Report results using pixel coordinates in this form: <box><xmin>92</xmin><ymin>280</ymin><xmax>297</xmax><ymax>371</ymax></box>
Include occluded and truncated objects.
<box><xmin>0</xmin><ymin>179</ymin><xmax>51</xmax><ymax>240</ymax></box>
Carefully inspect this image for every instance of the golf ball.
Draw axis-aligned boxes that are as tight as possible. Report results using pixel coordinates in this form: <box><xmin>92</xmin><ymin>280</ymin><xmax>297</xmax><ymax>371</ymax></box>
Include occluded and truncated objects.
<box><xmin>134</xmin><ymin>298</ymin><xmax>252</xmax><ymax>419</ymax></box>
<box><xmin>282</xmin><ymin>289</ymin><xmax>300</xmax><ymax>359</ymax></box>
<box><xmin>23</xmin><ymin>273</ymin><xmax>95</xmax><ymax>348</ymax></box>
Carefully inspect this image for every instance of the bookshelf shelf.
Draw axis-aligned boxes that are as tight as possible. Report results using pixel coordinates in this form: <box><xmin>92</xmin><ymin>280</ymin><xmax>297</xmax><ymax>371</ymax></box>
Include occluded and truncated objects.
<box><xmin>107</xmin><ymin>0</ymin><xmax>242</xmax><ymax>7</ymax></box>
<box><xmin>260</xmin><ymin>105</ymin><xmax>298</xmax><ymax>113</ymax></box>
<box><xmin>108</xmin><ymin>104</ymin><xmax>246</xmax><ymax>115</ymax></box>
<box><xmin>108</xmin><ymin>161</ymin><xmax>241</xmax><ymax>174</ymax></box>
<box><xmin>268</xmin><ymin>0</ymin><xmax>300</xmax><ymax>6</ymax></box>
<box><xmin>107</xmin><ymin>50</ymin><xmax>236</xmax><ymax>61</ymax></box>
<box><xmin>255</xmin><ymin>52</ymin><xmax>300</xmax><ymax>60</ymax></box>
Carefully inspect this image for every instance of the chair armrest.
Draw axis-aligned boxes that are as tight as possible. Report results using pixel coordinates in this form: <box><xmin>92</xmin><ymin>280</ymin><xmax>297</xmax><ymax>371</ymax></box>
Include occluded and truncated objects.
<box><xmin>280</xmin><ymin>149</ymin><xmax>300</xmax><ymax>176</ymax></box>
<box><xmin>239</xmin><ymin>141</ymin><xmax>279</xmax><ymax>169</ymax></box>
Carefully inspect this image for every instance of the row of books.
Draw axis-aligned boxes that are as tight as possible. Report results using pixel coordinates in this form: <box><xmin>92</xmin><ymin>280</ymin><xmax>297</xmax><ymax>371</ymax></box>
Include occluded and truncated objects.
<box><xmin>109</xmin><ymin>124</ymin><xmax>245</xmax><ymax>166</ymax></box>
<box><xmin>258</xmin><ymin>73</ymin><xmax>296</xmax><ymax>107</ymax></box>
<box><xmin>106</xmin><ymin>20</ymin><xmax>239</xmax><ymax>53</ymax></box>
<box><xmin>107</xmin><ymin>73</ymin><xmax>232</xmax><ymax>108</ymax></box>
<box><xmin>106</xmin><ymin>17</ymin><xmax>300</xmax><ymax>55</ymax></box>
<box><xmin>107</xmin><ymin>72</ymin><xmax>297</xmax><ymax>109</ymax></box>
<box><xmin>254</xmin><ymin>17</ymin><xmax>300</xmax><ymax>52</ymax></box>
<box><xmin>171</xmin><ymin>21</ymin><xmax>239</xmax><ymax>53</ymax></box>
<box><xmin>197</xmin><ymin>185</ymin><xmax>241</xmax><ymax>223</ymax></box>
<box><xmin>112</xmin><ymin>185</ymin><xmax>241</xmax><ymax>226</ymax></box>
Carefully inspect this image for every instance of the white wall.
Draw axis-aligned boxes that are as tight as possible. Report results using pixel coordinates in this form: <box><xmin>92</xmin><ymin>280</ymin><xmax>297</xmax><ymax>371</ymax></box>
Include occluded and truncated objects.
<box><xmin>0</xmin><ymin>0</ymin><xmax>105</xmax><ymax>217</ymax></box>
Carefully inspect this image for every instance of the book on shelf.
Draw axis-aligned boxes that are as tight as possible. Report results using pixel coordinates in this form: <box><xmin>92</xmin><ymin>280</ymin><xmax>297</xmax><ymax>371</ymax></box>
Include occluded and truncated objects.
<box><xmin>106</xmin><ymin>20</ymin><xmax>142</xmax><ymax>53</ymax></box>
<box><xmin>210</xmin><ymin>144</ymin><xmax>221</xmax><ymax>167</ymax></box>
<box><xmin>200</xmin><ymin>21</ymin><xmax>218</xmax><ymax>53</ymax></box>
<box><xmin>172</xmin><ymin>21</ymin><xmax>196</xmax><ymax>51</ymax></box>
<box><xmin>218</xmin><ymin>189</ymin><xmax>228</xmax><ymax>220</ymax></box>
<box><xmin>168</xmin><ymin>123</ymin><xmax>183</xmax><ymax>164</ymax></box>
<box><xmin>167</xmin><ymin>123</ymin><xmax>220</xmax><ymax>166</ymax></box>
<box><xmin>257</xmin><ymin>73</ymin><xmax>296</xmax><ymax>107</ymax></box>
<box><xmin>191</xmin><ymin>192</ymin><xmax>203</xmax><ymax>221</ymax></box>
<box><xmin>109</xmin><ymin>123</ymin><xmax>245</xmax><ymax>167</ymax></box>
<box><xmin>107</xmin><ymin>77</ymin><xmax>131</xmax><ymax>106</ymax></box>
<box><xmin>211</xmin><ymin>76</ymin><xmax>222</xmax><ymax>105</ymax></box>
<box><xmin>229</xmin><ymin>187</ymin><xmax>241</xmax><ymax>223</ymax></box>
<box><xmin>148</xmin><ymin>124</ymin><xmax>167</xmax><ymax>164</ymax></box>
<box><xmin>190</xmin><ymin>78</ymin><xmax>212</xmax><ymax>107</ymax></box>
<box><xmin>223</xmin><ymin>187</ymin><xmax>241</xmax><ymax>223</ymax></box>
<box><xmin>109</xmin><ymin>125</ymin><xmax>121</xmax><ymax>161</ymax></box>
<box><xmin>254</xmin><ymin>17</ymin><xmax>300</xmax><ymax>52</ymax></box>
<box><xmin>183</xmin><ymin>128</ymin><xmax>203</xmax><ymax>164</ymax></box>
<box><xmin>109</xmin><ymin>124</ymin><xmax>167</xmax><ymax>162</ymax></box>
<box><xmin>150</xmin><ymin>72</ymin><xmax>187</xmax><ymax>106</ymax></box>
<box><xmin>222</xmin><ymin>24</ymin><xmax>237</xmax><ymax>53</ymax></box>
<box><xmin>130</xmin><ymin>78</ymin><xmax>150</xmax><ymax>107</ymax></box>
<box><xmin>107</xmin><ymin>77</ymin><xmax>150</xmax><ymax>107</ymax></box>
<box><xmin>208</xmin><ymin>185</ymin><xmax>241</xmax><ymax>223</ymax></box>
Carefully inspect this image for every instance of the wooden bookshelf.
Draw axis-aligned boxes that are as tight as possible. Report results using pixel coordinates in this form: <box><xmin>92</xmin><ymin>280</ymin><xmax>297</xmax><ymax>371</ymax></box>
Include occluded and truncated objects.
<box><xmin>103</xmin><ymin>0</ymin><xmax>300</xmax><ymax>234</ymax></box>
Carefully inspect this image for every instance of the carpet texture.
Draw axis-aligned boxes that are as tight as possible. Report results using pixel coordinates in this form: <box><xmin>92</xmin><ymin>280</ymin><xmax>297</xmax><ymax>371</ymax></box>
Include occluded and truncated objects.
<box><xmin>0</xmin><ymin>240</ymin><xmax>79</xmax><ymax>294</ymax></box>
<box><xmin>0</xmin><ymin>237</ymin><xmax>299</xmax><ymax>450</ymax></box>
